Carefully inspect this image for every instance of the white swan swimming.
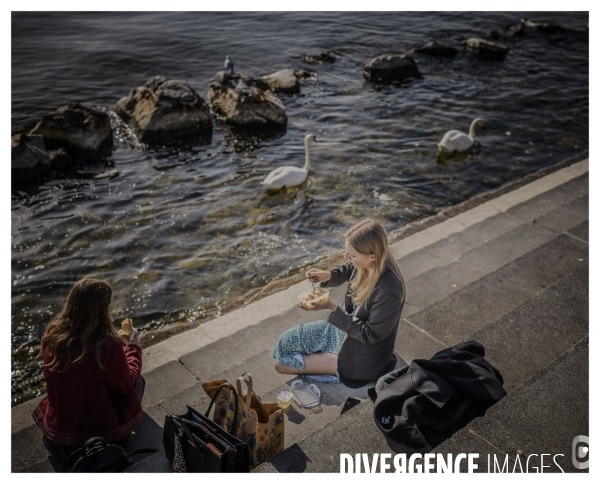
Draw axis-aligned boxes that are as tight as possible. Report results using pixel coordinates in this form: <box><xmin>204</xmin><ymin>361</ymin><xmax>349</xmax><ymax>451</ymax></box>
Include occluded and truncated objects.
<box><xmin>437</xmin><ymin>118</ymin><xmax>486</xmax><ymax>153</ymax></box>
<box><xmin>261</xmin><ymin>133</ymin><xmax>317</xmax><ymax>189</ymax></box>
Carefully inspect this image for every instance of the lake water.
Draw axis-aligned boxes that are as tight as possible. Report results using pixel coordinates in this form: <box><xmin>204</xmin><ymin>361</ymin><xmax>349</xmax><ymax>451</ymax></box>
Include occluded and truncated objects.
<box><xmin>11</xmin><ymin>11</ymin><xmax>589</xmax><ymax>405</ymax></box>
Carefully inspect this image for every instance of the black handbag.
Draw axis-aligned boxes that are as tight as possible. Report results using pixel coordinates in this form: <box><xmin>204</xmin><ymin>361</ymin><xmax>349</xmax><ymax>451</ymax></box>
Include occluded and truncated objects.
<box><xmin>163</xmin><ymin>382</ymin><xmax>250</xmax><ymax>472</ymax></box>
<box><xmin>62</xmin><ymin>436</ymin><xmax>157</xmax><ymax>472</ymax></box>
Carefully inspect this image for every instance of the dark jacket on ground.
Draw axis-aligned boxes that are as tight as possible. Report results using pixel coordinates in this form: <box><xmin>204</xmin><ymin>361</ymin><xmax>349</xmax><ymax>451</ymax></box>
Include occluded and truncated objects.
<box><xmin>321</xmin><ymin>262</ymin><xmax>406</xmax><ymax>386</ymax></box>
<box><xmin>32</xmin><ymin>337</ymin><xmax>143</xmax><ymax>446</ymax></box>
<box><xmin>367</xmin><ymin>341</ymin><xmax>507</xmax><ymax>449</ymax></box>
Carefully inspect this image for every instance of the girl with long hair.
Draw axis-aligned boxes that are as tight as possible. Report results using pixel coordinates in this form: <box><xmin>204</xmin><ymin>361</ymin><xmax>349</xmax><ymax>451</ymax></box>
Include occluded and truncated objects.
<box><xmin>31</xmin><ymin>277</ymin><xmax>144</xmax><ymax>461</ymax></box>
<box><xmin>271</xmin><ymin>218</ymin><xmax>406</xmax><ymax>386</ymax></box>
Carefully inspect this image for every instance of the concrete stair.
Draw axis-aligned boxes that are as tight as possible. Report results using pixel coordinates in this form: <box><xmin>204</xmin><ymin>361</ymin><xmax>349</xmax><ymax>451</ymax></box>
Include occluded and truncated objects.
<box><xmin>10</xmin><ymin>160</ymin><xmax>588</xmax><ymax>473</ymax></box>
<box><xmin>253</xmin><ymin>174</ymin><xmax>589</xmax><ymax>473</ymax></box>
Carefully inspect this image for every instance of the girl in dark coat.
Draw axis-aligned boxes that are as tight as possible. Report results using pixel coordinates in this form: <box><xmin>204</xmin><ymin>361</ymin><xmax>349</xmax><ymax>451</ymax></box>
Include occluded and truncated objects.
<box><xmin>32</xmin><ymin>277</ymin><xmax>145</xmax><ymax>462</ymax></box>
<box><xmin>271</xmin><ymin>218</ymin><xmax>406</xmax><ymax>386</ymax></box>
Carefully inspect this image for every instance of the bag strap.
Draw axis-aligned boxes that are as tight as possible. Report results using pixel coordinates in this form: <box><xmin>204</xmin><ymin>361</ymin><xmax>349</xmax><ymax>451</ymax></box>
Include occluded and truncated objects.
<box><xmin>61</xmin><ymin>439</ymin><xmax>156</xmax><ymax>472</ymax></box>
<box><xmin>205</xmin><ymin>382</ymin><xmax>239</xmax><ymax>435</ymax></box>
<box><xmin>236</xmin><ymin>372</ymin><xmax>257</xmax><ymax>408</ymax></box>
<box><xmin>62</xmin><ymin>448</ymin><xmax>83</xmax><ymax>473</ymax></box>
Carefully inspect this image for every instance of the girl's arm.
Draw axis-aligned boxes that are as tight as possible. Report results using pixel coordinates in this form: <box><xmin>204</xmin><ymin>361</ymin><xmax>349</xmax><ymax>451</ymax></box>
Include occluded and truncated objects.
<box><xmin>105</xmin><ymin>337</ymin><xmax>142</xmax><ymax>396</ymax></box>
<box><xmin>320</xmin><ymin>263</ymin><xmax>355</xmax><ymax>288</ymax></box>
<box><xmin>327</xmin><ymin>285</ymin><xmax>404</xmax><ymax>345</ymax></box>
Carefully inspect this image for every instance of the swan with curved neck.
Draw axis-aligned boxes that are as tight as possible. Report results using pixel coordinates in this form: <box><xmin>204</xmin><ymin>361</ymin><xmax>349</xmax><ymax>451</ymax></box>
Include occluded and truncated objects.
<box><xmin>438</xmin><ymin>118</ymin><xmax>486</xmax><ymax>153</ymax></box>
<box><xmin>261</xmin><ymin>133</ymin><xmax>317</xmax><ymax>189</ymax></box>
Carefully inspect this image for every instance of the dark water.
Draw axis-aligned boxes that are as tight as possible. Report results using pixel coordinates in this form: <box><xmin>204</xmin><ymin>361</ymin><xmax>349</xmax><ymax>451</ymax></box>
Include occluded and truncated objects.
<box><xmin>11</xmin><ymin>11</ymin><xmax>588</xmax><ymax>405</ymax></box>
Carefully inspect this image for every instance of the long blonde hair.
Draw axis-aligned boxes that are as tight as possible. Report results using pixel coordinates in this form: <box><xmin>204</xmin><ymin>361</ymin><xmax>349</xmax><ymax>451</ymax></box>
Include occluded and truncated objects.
<box><xmin>346</xmin><ymin>219</ymin><xmax>404</xmax><ymax>307</ymax></box>
<box><xmin>38</xmin><ymin>277</ymin><xmax>118</xmax><ymax>372</ymax></box>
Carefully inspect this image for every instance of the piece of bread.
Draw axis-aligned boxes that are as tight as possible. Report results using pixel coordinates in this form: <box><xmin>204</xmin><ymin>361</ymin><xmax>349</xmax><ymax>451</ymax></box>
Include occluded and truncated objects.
<box><xmin>118</xmin><ymin>318</ymin><xmax>133</xmax><ymax>340</ymax></box>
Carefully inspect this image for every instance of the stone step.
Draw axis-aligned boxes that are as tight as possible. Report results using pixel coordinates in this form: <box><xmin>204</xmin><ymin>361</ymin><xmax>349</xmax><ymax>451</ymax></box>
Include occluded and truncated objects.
<box><xmin>401</xmin><ymin>232</ymin><xmax>588</xmax><ymax>353</ymax></box>
<box><xmin>254</xmin><ymin>259</ymin><xmax>589</xmax><ymax>472</ymax></box>
<box><xmin>466</xmin><ymin>263</ymin><xmax>588</xmax><ymax>393</ymax></box>
<box><xmin>432</xmin><ymin>337</ymin><xmax>589</xmax><ymax>473</ymax></box>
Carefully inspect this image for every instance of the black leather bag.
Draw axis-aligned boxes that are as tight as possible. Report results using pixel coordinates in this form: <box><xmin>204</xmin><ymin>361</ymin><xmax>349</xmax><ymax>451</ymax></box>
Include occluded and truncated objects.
<box><xmin>163</xmin><ymin>383</ymin><xmax>250</xmax><ymax>473</ymax></box>
<box><xmin>62</xmin><ymin>436</ymin><xmax>157</xmax><ymax>472</ymax></box>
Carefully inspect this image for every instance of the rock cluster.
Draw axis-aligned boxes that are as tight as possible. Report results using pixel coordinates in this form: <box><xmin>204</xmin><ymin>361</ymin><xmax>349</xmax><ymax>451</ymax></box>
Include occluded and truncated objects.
<box><xmin>115</xmin><ymin>76</ymin><xmax>212</xmax><ymax>142</ymax></box>
<box><xmin>14</xmin><ymin>16</ymin><xmax>585</xmax><ymax>187</ymax></box>
<box><xmin>208</xmin><ymin>71</ymin><xmax>287</xmax><ymax>127</ymax></box>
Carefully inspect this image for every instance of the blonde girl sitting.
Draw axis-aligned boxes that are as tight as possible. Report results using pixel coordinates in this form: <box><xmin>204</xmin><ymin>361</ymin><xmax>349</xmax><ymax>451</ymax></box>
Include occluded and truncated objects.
<box><xmin>271</xmin><ymin>218</ymin><xmax>406</xmax><ymax>386</ymax></box>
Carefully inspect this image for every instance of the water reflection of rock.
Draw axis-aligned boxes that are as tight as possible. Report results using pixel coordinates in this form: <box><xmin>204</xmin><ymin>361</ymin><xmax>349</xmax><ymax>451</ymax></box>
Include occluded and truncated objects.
<box><xmin>223</xmin><ymin>124</ymin><xmax>287</xmax><ymax>153</ymax></box>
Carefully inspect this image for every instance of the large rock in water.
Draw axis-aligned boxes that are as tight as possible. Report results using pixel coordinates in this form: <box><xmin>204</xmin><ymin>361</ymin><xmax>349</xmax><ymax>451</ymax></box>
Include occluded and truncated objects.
<box><xmin>32</xmin><ymin>102</ymin><xmax>113</xmax><ymax>160</ymax></box>
<box><xmin>364</xmin><ymin>53</ymin><xmax>420</xmax><ymax>83</ymax></box>
<box><xmin>261</xmin><ymin>68</ymin><xmax>300</xmax><ymax>94</ymax></box>
<box><xmin>208</xmin><ymin>71</ymin><xmax>287</xmax><ymax>127</ymax></box>
<box><xmin>460</xmin><ymin>38</ymin><xmax>509</xmax><ymax>61</ymax></box>
<box><xmin>115</xmin><ymin>76</ymin><xmax>212</xmax><ymax>142</ymax></box>
<box><xmin>11</xmin><ymin>134</ymin><xmax>50</xmax><ymax>183</ymax></box>
<box><xmin>414</xmin><ymin>41</ymin><xmax>458</xmax><ymax>57</ymax></box>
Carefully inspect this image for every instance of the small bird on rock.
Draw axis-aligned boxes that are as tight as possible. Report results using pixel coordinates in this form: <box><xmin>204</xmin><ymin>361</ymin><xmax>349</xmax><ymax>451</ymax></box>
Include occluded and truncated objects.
<box><xmin>224</xmin><ymin>56</ymin><xmax>234</xmax><ymax>75</ymax></box>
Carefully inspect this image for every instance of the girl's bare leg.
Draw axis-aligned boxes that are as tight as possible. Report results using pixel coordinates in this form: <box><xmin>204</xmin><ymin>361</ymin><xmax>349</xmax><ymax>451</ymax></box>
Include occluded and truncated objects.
<box><xmin>274</xmin><ymin>352</ymin><xmax>338</xmax><ymax>375</ymax></box>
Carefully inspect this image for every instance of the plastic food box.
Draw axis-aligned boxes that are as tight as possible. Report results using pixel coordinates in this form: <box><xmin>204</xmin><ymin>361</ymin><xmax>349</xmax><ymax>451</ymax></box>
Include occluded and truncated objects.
<box><xmin>297</xmin><ymin>288</ymin><xmax>330</xmax><ymax>309</ymax></box>
<box><xmin>290</xmin><ymin>379</ymin><xmax>321</xmax><ymax>408</ymax></box>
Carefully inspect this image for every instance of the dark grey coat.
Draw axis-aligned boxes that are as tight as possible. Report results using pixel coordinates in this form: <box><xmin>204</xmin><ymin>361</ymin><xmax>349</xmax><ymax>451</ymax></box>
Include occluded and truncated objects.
<box><xmin>321</xmin><ymin>262</ymin><xmax>406</xmax><ymax>386</ymax></box>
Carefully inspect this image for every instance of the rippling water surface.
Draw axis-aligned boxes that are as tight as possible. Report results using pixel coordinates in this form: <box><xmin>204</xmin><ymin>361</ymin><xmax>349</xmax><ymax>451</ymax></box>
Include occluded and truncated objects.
<box><xmin>11</xmin><ymin>11</ymin><xmax>589</xmax><ymax>404</ymax></box>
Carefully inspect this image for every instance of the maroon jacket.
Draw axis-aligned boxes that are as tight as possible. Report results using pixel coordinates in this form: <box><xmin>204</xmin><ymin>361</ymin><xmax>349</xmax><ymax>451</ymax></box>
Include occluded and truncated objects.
<box><xmin>32</xmin><ymin>336</ymin><xmax>143</xmax><ymax>446</ymax></box>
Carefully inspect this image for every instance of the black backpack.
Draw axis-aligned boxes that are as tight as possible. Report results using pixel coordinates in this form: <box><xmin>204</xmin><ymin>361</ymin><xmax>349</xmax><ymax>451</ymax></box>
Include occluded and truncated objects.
<box><xmin>62</xmin><ymin>436</ymin><xmax>156</xmax><ymax>472</ymax></box>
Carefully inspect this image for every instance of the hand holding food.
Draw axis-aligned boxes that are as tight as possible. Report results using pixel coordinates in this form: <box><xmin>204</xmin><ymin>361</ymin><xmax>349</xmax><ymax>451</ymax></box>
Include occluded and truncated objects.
<box><xmin>306</xmin><ymin>268</ymin><xmax>331</xmax><ymax>284</ymax></box>
<box><xmin>118</xmin><ymin>318</ymin><xmax>133</xmax><ymax>340</ymax></box>
<box><xmin>297</xmin><ymin>288</ymin><xmax>330</xmax><ymax>310</ymax></box>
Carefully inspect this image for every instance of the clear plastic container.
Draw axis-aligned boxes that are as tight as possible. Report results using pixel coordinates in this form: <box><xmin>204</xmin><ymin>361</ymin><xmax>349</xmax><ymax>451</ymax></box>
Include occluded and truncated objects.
<box><xmin>276</xmin><ymin>390</ymin><xmax>293</xmax><ymax>409</ymax></box>
<box><xmin>297</xmin><ymin>288</ymin><xmax>330</xmax><ymax>309</ymax></box>
<box><xmin>290</xmin><ymin>380</ymin><xmax>321</xmax><ymax>408</ymax></box>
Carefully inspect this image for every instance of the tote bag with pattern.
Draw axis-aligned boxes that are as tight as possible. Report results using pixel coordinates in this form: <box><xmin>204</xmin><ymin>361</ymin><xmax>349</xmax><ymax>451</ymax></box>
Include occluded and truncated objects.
<box><xmin>202</xmin><ymin>373</ymin><xmax>284</xmax><ymax>470</ymax></box>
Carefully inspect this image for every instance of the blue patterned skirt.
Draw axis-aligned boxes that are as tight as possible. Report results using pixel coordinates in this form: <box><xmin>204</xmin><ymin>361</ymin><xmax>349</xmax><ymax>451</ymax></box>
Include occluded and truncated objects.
<box><xmin>270</xmin><ymin>319</ymin><xmax>347</xmax><ymax>383</ymax></box>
